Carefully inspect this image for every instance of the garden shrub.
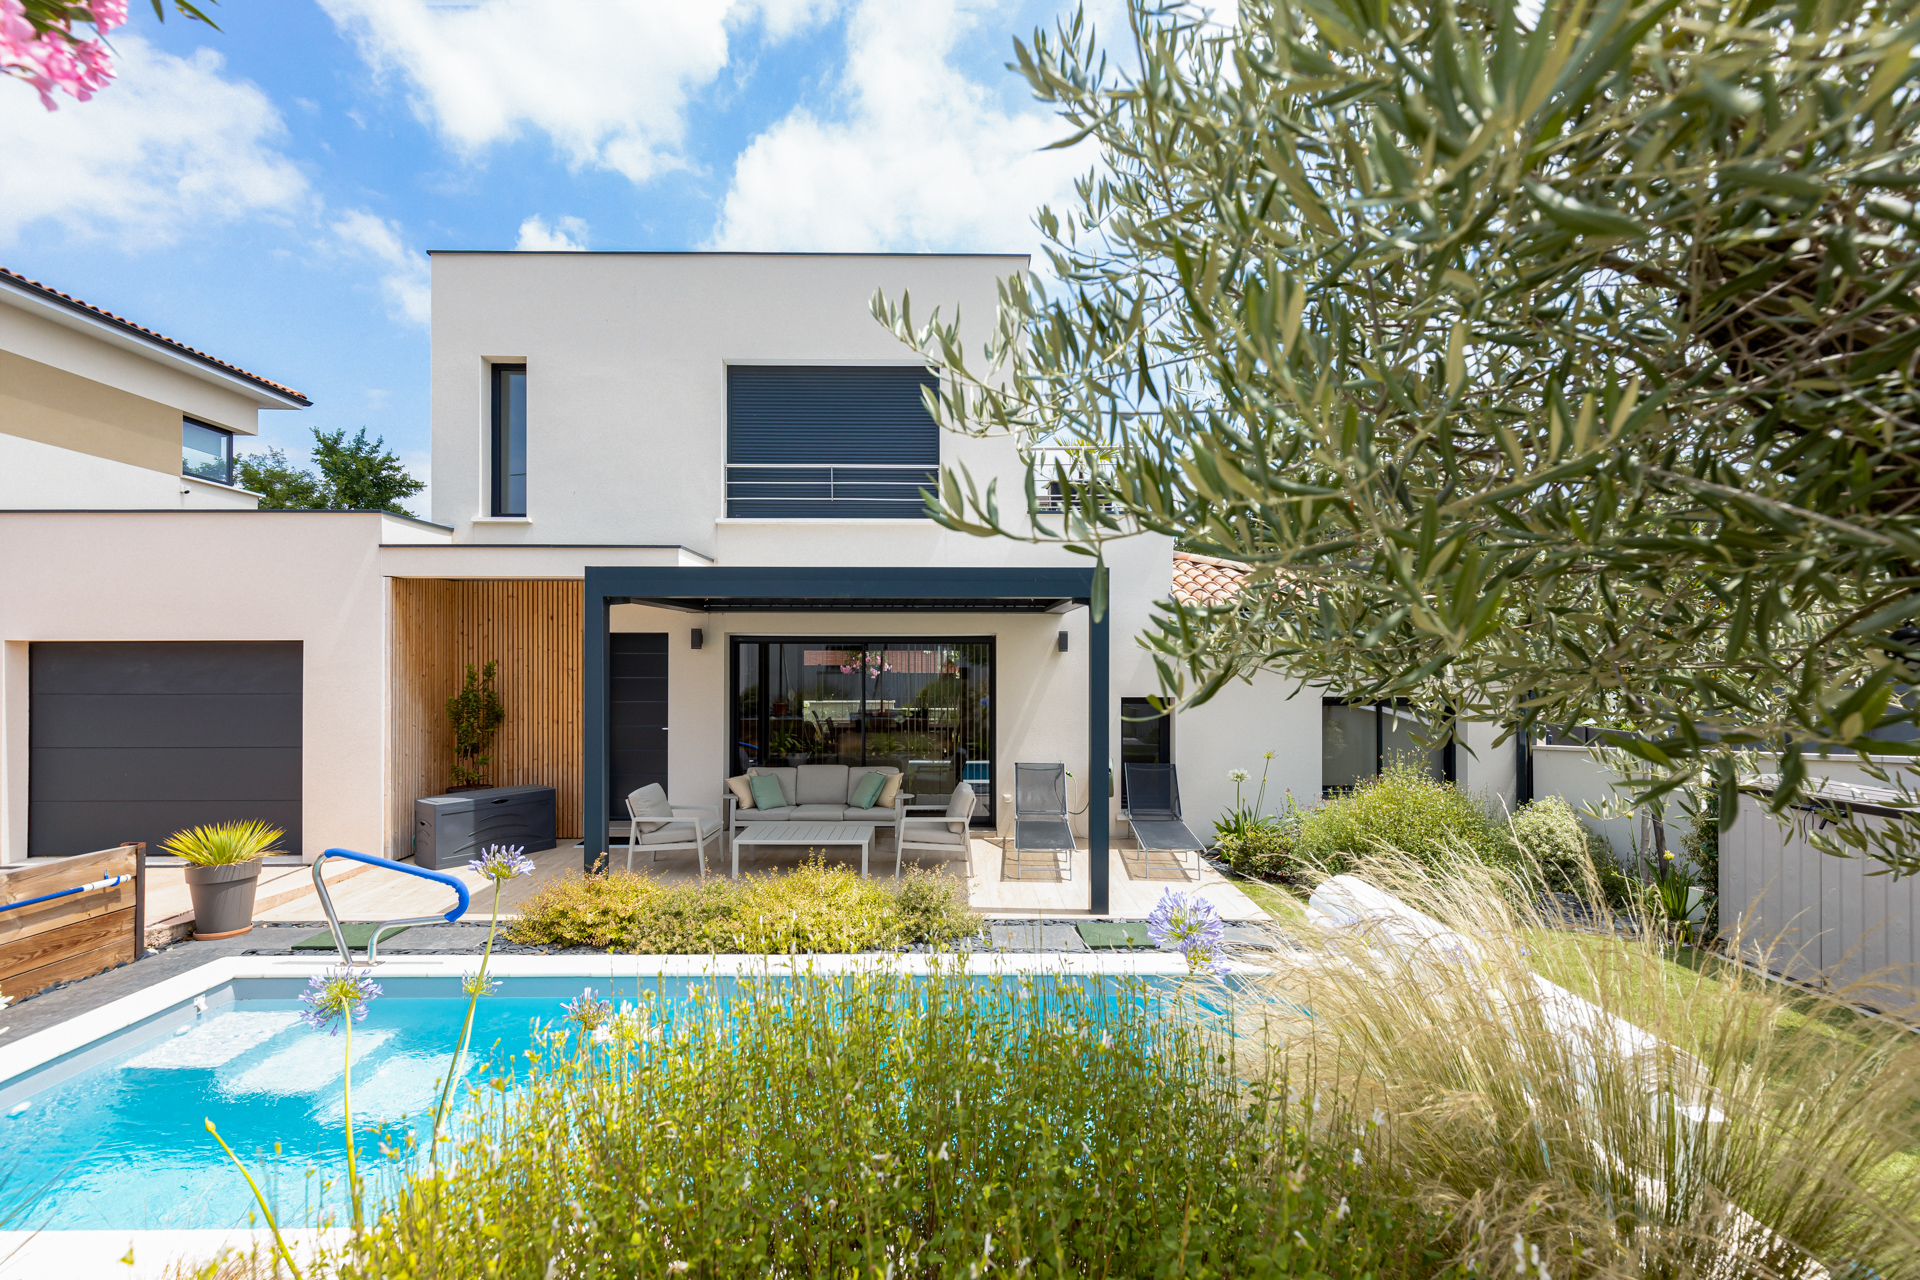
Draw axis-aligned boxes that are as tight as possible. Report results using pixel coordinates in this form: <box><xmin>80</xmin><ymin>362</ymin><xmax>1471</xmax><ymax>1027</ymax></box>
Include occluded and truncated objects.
<box><xmin>1296</xmin><ymin>764</ymin><xmax>1504</xmax><ymax>872</ymax></box>
<box><xmin>1501</xmin><ymin>796</ymin><xmax>1634</xmax><ymax>904</ymax></box>
<box><xmin>339</xmin><ymin>970</ymin><xmax>1448</xmax><ymax>1278</ymax></box>
<box><xmin>510</xmin><ymin>857</ymin><xmax>978</xmax><ymax>953</ymax></box>
<box><xmin>1214</xmin><ymin>820</ymin><xmax>1296</xmax><ymax>879</ymax></box>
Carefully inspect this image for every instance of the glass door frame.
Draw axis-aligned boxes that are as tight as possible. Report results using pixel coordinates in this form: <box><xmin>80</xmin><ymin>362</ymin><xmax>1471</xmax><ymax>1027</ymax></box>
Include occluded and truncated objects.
<box><xmin>729</xmin><ymin>634</ymin><xmax>996</xmax><ymax>825</ymax></box>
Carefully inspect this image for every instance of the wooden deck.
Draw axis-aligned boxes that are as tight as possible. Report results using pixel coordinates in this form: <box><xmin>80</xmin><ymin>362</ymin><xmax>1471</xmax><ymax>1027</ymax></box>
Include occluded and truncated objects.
<box><xmin>140</xmin><ymin>830</ymin><xmax>1268</xmax><ymax>931</ymax></box>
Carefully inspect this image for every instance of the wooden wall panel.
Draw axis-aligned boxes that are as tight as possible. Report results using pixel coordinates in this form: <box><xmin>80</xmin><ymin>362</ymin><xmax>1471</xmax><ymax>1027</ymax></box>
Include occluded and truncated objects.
<box><xmin>389</xmin><ymin>580</ymin><xmax>583</xmax><ymax>858</ymax></box>
<box><xmin>0</xmin><ymin>844</ymin><xmax>140</xmax><ymax>999</ymax></box>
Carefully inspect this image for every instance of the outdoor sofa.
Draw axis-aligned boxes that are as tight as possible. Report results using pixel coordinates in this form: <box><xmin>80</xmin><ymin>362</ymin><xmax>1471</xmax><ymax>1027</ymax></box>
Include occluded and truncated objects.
<box><xmin>724</xmin><ymin>764</ymin><xmax>907</xmax><ymax>844</ymax></box>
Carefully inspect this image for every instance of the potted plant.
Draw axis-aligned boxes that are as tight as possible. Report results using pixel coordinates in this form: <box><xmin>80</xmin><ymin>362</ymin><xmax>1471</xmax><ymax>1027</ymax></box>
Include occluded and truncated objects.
<box><xmin>164</xmin><ymin>820</ymin><xmax>285</xmax><ymax>939</ymax></box>
<box><xmin>447</xmin><ymin>660</ymin><xmax>506</xmax><ymax>791</ymax></box>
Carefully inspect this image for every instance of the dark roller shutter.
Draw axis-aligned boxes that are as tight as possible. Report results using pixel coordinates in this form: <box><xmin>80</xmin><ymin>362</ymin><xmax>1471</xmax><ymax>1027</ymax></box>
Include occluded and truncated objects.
<box><xmin>609</xmin><ymin>633</ymin><xmax>669</xmax><ymax>818</ymax></box>
<box><xmin>726</xmin><ymin>365</ymin><xmax>939</xmax><ymax>518</ymax></box>
<box><xmin>29</xmin><ymin>641</ymin><xmax>303</xmax><ymax>858</ymax></box>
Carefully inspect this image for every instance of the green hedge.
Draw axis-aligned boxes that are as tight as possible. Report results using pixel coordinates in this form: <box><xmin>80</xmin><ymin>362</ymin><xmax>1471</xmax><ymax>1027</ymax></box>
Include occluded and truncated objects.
<box><xmin>1296</xmin><ymin>765</ymin><xmax>1508</xmax><ymax>873</ymax></box>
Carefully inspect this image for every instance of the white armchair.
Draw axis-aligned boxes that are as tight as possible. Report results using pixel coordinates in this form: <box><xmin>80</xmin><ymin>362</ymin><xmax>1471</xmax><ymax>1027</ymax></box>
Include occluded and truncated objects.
<box><xmin>894</xmin><ymin>782</ymin><xmax>977</xmax><ymax>876</ymax></box>
<box><xmin>625</xmin><ymin>784</ymin><xmax>723</xmax><ymax>879</ymax></box>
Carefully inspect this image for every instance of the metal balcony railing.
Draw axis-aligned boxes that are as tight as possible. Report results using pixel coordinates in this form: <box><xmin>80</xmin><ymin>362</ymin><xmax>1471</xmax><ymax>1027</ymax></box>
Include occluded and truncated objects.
<box><xmin>725</xmin><ymin>463</ymin><xmax>938</xmax><ymax>519</ymax></box>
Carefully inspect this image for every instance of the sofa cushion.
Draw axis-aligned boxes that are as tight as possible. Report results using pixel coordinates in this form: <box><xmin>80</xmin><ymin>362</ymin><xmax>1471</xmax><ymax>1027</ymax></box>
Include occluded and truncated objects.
<box><xmin>902</xmin><ymin>821</ymin><xmax>968</xmax><ymax>848</ymax></box>
<box><xmin>726</xmin><ymin>775</ymin><xmax>755</xmax><ymax>809</ymax></box>
<box><xmin>638</xmin><ymin>813</ymin><xmax>719</xmax><ymax>845</ymax></box>
<box><xmin>734</xmin><ymin>806</ymin><xmax>795</xmax><ymax>823</ymax></box>
<box><xmin>946</xmin><ymin>782</ymin><xmax>975</xmax><ymax>833</ymax></box>
<box><xmin>628</xmin><ymin>783</ymin><xmax>673</xmax><ymax>833</ymax></box>
<box><xmin>748</xmin><ymin>774</ymin><xmax>788</xmax><ymax>812</ymax></box>
<box><xmin>845</xmin><ymin>764</ymin><xmax>900</xmax><ymax>804</ymax></box>
<box><xmin>877</xmin><ymin>772</ymin><xmax>904</xmax><ymax>808</ymax></box>
<box><xmin>849</xmin><ymin>771</ymin><xmax>887</xmax><ymax>809</ymax></box>
<box><xmin>792</xmin><ymin>804</ymin><xmax>846</xmax><ymax>821</ymax></box>
<box><xmin>795</xmin><ymin>764</ymin><xmax>850</xmax><ymax>805</ymax></box>
<box><xmin>748</xmin><ymin>766</ymin><xmax>798</xmax><ymax>807</ymax></box>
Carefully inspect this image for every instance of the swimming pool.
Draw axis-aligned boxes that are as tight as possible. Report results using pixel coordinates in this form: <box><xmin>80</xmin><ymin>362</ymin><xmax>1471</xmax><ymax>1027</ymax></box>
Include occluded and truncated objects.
<box><xmin>0</xmin><ymin>953</ymin><xmax>1206</xmax><ymax>1237</ymax></box>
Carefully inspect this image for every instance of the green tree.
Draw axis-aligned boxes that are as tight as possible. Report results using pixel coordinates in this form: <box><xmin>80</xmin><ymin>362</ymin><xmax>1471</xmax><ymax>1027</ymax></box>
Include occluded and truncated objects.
<box><xmin>234</xmin><ymin>428</ymin><xmax>425</xmax><ymax>516</ymax></box>
<box><xmin>311</xmin><ymin>427</ymin><xmax>425</xmax><ymax>515</ymax></box>
<box><xmin>878</xmin><ymin>0</ymin><xmax>1920</xmax><ymax>870</ymax></box>
<box><xmin>233</xmin><ymin>446</ymin><xmax>327</xmax><ymax>510</ymax></box>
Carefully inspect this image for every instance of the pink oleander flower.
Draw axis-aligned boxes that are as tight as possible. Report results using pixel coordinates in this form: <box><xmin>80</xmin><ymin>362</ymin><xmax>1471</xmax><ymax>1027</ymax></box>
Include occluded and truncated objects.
<box><xmin>1</xmin><ymin>0</ymin><xmax>120</xmax><ymax>110</ymax></box>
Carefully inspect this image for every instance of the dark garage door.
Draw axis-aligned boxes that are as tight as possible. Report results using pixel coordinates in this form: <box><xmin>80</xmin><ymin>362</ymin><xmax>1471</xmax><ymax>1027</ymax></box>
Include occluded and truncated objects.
<box><xmin>30</xmin><ymin>642</ymin><xmax>303</xmax><ymax>858</ymax></box>
<box><xmin>609</xmin><ymin>633</ymin><xmax>667</xmax><ymax>819</ymax></box>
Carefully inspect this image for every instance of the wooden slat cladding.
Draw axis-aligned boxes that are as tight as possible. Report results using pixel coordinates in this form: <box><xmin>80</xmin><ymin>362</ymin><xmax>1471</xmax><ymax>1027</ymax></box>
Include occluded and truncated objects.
<box><xmin>389</xmin><ymin>580</ymin><xmax>583</xmax><ymax>857</ymax></box>
<box><xmin>0</xmin><ymin>843</ymin><xmax>141</xmax><ymax>999</ymax></box>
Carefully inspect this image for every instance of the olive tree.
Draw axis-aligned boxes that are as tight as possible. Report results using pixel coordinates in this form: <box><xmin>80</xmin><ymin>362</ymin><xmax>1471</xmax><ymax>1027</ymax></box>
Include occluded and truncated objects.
<box><xmin>877</xmin><ymin>0</ymin><xmax>1920</xmax><ymax>871</ymax></box>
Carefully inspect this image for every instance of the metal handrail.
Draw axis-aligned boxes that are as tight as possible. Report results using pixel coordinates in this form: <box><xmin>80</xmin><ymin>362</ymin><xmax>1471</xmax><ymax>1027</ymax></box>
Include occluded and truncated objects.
<box><xmin>312</xmin><ymin>848</ymin><xmax>470</xmax><ymax>965</ymax></box>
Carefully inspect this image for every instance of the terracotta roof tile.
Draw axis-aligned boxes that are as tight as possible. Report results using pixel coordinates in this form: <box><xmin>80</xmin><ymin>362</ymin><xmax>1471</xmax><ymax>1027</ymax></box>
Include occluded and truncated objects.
<box><xmin>1171</xmin><ymin>550</ymin><xmax>1251</xmax><ymax>606</ymax></box>
<box><xmin>0</xmin><ymin>266</ymin><xmax>310</xmax><ymax>406</ymax></box>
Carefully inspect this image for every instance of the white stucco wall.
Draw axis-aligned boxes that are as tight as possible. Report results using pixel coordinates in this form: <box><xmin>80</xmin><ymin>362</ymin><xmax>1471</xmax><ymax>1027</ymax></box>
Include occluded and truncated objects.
<box><xmin>0</xmin><ymin>432</ymin><xmax>261</xmax><ymax>510</ymax></box>
<box><xmin>0</xmin><ymin>511</ymin><xmax>394</xmax><ymax>864</ymax></box>
<box><xmin>428</xmin><ymin>251</ymin><xmax>1029</xmax><ymax>556</ymax></box>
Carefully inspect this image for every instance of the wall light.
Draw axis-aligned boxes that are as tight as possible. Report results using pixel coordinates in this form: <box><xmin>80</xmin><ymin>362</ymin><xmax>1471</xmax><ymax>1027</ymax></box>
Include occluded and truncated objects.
<box><xmin>691</xmin><ymin>628</ymin><xmax>704</xmax><ymax>650</ymax></box>
<box><xmin>1057</xmin><ymin>630</ymin><xmax>1069</xmax><ymax>653</ymax></box>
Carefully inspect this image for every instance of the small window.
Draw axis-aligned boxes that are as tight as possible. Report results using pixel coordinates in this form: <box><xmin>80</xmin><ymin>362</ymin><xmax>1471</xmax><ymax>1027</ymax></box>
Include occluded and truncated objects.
<box><xmin>1321</xmin><ymin>699</ymin><xmax>1453</xmax><ymax>795</ymax></box>
<box><xmin>1119</xmin><ymin>696</ymin><xmax>1172</xmax><ymax>805</ymax></box>
<box><xmin>182</xmin><ymin>419</ymin><xmax>232</xmax><ymax>485</ymax></box>
<box><xmin>492</xmin><ymin>364</ymin><xmax>527</xmax><ymax>516</ymax></box>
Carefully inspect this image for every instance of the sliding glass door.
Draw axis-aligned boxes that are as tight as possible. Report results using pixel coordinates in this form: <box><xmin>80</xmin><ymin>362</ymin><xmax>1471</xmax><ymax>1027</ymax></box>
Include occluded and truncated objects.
<box><xmin>731</xmin><ymin>638</ymin><xmax>993</xmax><ymax>822</ymax></box>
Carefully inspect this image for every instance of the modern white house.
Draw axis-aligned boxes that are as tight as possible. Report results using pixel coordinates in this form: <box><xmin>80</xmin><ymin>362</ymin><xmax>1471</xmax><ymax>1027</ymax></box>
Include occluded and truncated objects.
<box><xmin>0</xmin><ymin>252</ymin><xmax>1525</xmax><ymax>915</ymax></box>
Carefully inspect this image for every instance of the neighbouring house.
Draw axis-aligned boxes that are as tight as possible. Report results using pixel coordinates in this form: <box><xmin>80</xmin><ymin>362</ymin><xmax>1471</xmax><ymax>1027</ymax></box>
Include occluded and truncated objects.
<box><xmin>0</xmin><ymin>251</ymin><xmax>1524</xmax><ymax>913</ymax></box>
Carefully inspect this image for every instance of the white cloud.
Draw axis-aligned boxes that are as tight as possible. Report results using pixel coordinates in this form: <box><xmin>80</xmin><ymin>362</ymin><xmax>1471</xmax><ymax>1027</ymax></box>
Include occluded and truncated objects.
<box><xmin>331</xmin><ymin>210</ymin><xmax>431</xmax><ymax>327</ymax></box>
<box><xmin>708</xmin><ymin>0</ymin><xmax>1095</xmax><ymax>253</ymax></box>
<box><xmin>516</xmin><ymin>215</ymin><xmax>590</xmax><ymax>251</ymax></box>
<box><xmin>318</xmin><ymin>0</ymin><xmax>836</xmax><ymax>182</ymax></box>
<box><xmin>0</xmin><ymin>36</ymin><xmax>309</xmax><ymax>246</ymax></box>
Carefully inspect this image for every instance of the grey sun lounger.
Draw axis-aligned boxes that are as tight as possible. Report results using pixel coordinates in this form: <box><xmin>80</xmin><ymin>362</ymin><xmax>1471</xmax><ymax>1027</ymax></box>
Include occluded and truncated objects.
<box><xmin>1121</xmin><ymin>763</ymin><xmax>1204</xmax><ymax>876</ymax></box>
<box><xmin>1009</xmin><ymin>762</ymin><xmax>1075</xmax><ymax>880</ymax></box>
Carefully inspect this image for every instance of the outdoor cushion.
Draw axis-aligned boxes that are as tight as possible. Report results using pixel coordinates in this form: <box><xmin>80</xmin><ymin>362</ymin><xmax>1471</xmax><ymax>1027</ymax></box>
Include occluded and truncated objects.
<box><xmin>628</xmin><ymin>784</ymin><xmax>674</xmax><ymax>833</ymax></box>
<box><xmin>946</xmin><ymin>782</ymin><xmax>975</xmax><ymax>833</ymax></box>
<box><xmin>901</xmin><ymin>821</ymin><xmax>967</xmax><ymax>848</ymax></box>
<box><xmin>877</xmin><ymin>772</ymin><xmax>904</xmax><ymax>807</ymax></box>
<box><xmin>748</xmin><ymin>767</ymin><xmax>798</xmax><ymax>807</ymax></box>
<box><xmin>726</xmin><ymin>775</ymin><xmax>755</xmax><ymax>809</ymax></box>
<box><xmin>792</xmin><ymin>804</ymin><xmax>846</xmax><ymax>821</ymax></box>
<box><xmin>638</xmin><ymin>813</ymin><xmax>720</xmax><ymax>845</ymax></box>
<box><xmin>795</xmin><ymin>764</ymin><xmax>850</xmax><ymax>805</ymax></box>
<box><xmin>850</xmin><ymin>771</ymin><xmax>887</xmax><ymax>809</ymax></box>
<box><xmin>844</xmin><ymin>764</ymin><xmax>899</xmax><ymax>804</ymax></box>
<box><xmin>734</xmin><ymin>807</ymin><xmax>795</xmax><ymax>823</ymax></box>
<box><xmin>840</xmin><ymin>806</ymin><xmax>889</xmax><ymax>821</ymax></box>
<box><xmin>748</xmin><ymin>773</ymin><xmax>788</xmax><ymax>812</ymax></box>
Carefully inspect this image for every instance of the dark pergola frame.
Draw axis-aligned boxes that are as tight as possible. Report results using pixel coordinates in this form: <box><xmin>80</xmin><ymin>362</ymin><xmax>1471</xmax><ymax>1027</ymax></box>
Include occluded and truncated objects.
<box><xmin>582</xmin><ymin>565</ymin><xmax>1112</xmax><ymax>914</ymax></box>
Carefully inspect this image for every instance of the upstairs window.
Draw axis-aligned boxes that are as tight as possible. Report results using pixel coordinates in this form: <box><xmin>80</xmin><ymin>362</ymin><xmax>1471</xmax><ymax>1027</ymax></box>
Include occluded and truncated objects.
<box><xmin>726</xmin><ymin>365</ymin><xmax>938</xmax><ymax>518</ymax></box>
<box><xmin>492</xmin><ymin>363</ymin><xmax>527</xmax><ymax>516</ymax></box>
<box><xmin>181</xmin><ymin>418</ymin><xmax>232</xmax><ymax>485</ymax></box>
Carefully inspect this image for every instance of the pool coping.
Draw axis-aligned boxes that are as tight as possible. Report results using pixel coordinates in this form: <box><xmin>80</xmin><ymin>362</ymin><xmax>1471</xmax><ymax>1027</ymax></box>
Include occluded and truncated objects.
<box><xmin>0</xmin><ymin>950</ymin><xmax>1208</xmax><ymax>1088</ymax></box>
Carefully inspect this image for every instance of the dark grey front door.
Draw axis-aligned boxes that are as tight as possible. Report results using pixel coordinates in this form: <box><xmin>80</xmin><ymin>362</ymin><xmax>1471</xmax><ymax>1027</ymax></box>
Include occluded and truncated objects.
<box><xmin>29</xmin><ymin>641</ymin><xmax>303</xmax><ymax>857</ymax></box>
<box><xmin>608</xmin><ymin>633</ymin><xmax>668</xmax><ymax>818</ymax></box>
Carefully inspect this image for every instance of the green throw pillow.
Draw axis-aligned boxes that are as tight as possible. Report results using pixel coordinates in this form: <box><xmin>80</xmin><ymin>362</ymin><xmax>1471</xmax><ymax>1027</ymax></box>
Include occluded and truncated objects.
<box><xmin>749</xmin><ymin>773</ymin><xmax>787</xmax><ymax>811</ymax></box>
<box><xmin>850</xmin><ymin>771</ymin><xmax>886</xmax><ymax>809</ymax></box>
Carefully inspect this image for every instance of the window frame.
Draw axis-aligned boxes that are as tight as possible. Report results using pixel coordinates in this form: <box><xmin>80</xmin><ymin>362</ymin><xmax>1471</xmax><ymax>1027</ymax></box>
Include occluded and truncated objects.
<box><xmin>1320</xmin><ymin>697</ymin><xmax>1456</xmax><ymax>795</ymax></box>
<box><xmin>181</xmin><ymin>417</ymin><xmax>234</xmax><ymax>486</ymax></box>
<box><xmin>490</xmin><ymin>363</ymin><xmax>528</xmax><ymax>517</ymax></box>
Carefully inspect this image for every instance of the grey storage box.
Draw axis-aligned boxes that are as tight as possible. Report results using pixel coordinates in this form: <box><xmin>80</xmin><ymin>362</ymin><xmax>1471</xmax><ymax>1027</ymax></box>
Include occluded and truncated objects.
<box><xmin>414</xmin><ymin>785</ymin><xmax>556</xmax><ymax>870</ymax></box>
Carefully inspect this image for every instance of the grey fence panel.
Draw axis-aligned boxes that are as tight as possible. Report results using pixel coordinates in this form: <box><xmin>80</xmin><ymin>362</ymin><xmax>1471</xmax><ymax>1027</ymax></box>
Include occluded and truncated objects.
<box><xmin>1720</xmin><ymin>795</ymin><xmax>1920</xmax><ymax>1015</ymax></box>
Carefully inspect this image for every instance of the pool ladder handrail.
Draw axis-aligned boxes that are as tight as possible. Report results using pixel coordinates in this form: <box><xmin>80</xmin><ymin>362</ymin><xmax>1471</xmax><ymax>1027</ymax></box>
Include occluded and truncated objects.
<box><xmin>312</xmin><ymin>848</ymin><xmax>471</xmax><ymax>965</ymax></box>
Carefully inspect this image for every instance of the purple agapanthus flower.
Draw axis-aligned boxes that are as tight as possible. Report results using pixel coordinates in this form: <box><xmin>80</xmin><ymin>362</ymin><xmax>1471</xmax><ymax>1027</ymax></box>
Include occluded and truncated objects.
<box><xmin>299</xmin><ymin>966</ymin><xmax>381</xmax><ymax>1035</ymax></box>
<box><xmin>1146</xmin><ymin>889</ymin><xmax>1227</xmax><ymax>977</ymax></box>
<box><xmin>562</xmin><ymin>986</ymin><xmax>613</xmax><ymax>1033</ymax></box>
<box><xmin>468</xmin><ymin>844</ymin><xmax>535</xmax><ymax>881</ymax></box>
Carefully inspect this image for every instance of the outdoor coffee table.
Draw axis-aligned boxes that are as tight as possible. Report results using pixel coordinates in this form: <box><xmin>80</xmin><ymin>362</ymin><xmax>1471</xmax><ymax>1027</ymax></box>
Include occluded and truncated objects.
<box><xmin>729</xmin><ymin>822</ymin><xmax>877</xmax><ymax>879</ymax></box>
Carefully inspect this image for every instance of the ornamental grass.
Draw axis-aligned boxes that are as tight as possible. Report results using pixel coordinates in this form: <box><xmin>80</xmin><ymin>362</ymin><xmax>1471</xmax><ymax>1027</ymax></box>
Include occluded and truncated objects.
<box><xmin>508</xmin><ymin>856</ymin><xmax>979</xmax><ymax>953</ymax></box>
<box><xmin>333</xmin><ymin>966</ymin><xmax>1449</xmax><ymax>1279</ymax></box>
<box><xmin>1243</xmin><ymin>848</ymin><xmax>1920</xmax><ymax>1279</ymax></box>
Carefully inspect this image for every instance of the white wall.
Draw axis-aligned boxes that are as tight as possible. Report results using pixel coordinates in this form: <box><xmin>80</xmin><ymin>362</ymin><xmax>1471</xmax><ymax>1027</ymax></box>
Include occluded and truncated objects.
<box><xmin>1457</xmin><ymin>718</ymin><xmax>1520</xmax><ymax>815</ymax></box>
<box><xmin>429</xmin><ymin>252</ymin><xmax>1027</xmax><ymax>556</ymax></box>
<box><xmin>1175</xmin><ymin>671</ymin><xmax>1323</xmax><ymax>831</ymax></box>
<box><xmin>0</xmin><ymin>432</ymin><xmax>260</xmax><ymax>509</ymax></box>
<box><xmin>0</xmin><ymin>511</ymin><xmax>393</xmax><ymax>863</ymax></box>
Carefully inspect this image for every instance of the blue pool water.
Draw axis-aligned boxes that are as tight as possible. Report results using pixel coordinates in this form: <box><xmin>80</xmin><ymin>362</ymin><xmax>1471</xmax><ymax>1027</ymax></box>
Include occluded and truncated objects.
<box><xmin>4</xmin><ymin>986</ymin><xmax>579</xmax><ymax>1232</ymax></box>
<box><xmin>3</xmin><ymin>970</ymin><xmax>1205</xmax><ymax>1232</ymax></box>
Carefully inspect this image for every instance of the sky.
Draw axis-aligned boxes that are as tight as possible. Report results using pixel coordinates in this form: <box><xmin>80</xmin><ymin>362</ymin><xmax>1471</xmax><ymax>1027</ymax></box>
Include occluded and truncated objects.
<box><xmin>0</xmin><ymin>0</ymin><xmax>1117</xmax><ymax>497</ymax></box>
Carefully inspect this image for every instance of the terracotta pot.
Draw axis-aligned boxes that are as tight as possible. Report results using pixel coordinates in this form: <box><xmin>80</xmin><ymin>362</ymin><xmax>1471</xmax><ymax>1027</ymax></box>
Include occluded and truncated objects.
<box><xmin>185</xmin><ymin>861</ymin><xmax>263</xmax><ymax>939</ymax></box>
